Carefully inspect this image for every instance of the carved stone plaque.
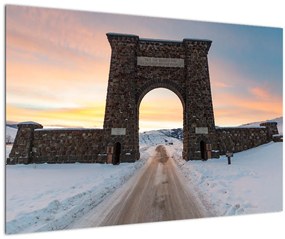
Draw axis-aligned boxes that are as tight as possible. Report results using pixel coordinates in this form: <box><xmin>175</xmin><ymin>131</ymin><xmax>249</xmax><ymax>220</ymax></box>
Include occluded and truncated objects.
<box><xmin>195</xmin><ymin>127</ymin><xmax>209</xmax><ymax>134</ymax></box>
<box><xmin>111</xmin><ymin>128</ymin><xmax>126</xmax><ymax>135</ymax></box>
<box><xmin>137</xmin><ymin>57</ymin><xmax>184</xmax><ymax>67</ymax></box>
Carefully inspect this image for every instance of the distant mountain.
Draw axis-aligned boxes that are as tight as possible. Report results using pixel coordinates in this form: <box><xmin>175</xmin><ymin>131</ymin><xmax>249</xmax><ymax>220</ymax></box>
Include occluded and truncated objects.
<box><xmin>139</xmin><ymin>130</ymin><xmax>182</xmax><ymax>148</ymax></box>
<box><xmin>158</xmin><ymin>128</ymin><xmax>183</xmax><ymax>140</ymax></box>
<box><xmin>6</xmin><ymin>124</ymin><xmax>18</xmax><ymax>129</ymax></box>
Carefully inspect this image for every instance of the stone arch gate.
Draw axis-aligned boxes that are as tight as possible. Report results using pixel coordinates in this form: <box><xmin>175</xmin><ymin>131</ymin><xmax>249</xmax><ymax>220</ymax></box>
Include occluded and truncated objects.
<box><xmin>103</xmin><ymin>33</ymin><xmax>217</xmax><ymax>162</ymax></box>
<box><xmin>8</xmin><ymin>33</ymin><xmax>279</xmax><ymax>165</ymax></box>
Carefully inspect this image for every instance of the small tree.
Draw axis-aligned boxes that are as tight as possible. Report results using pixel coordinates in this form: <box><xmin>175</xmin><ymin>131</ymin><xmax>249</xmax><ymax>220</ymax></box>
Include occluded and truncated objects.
<box><xmin>6</xmin><ymin>135</ymin><xmax>12</xmax><ymax>144</ymax></box>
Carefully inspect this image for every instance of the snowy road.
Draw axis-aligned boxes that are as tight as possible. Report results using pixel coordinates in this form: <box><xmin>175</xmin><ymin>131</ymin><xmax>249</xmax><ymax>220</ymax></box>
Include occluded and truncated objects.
<box><xmin>69</xmin><ymin>145</ymin><xmax>206</xmax><ymax>228</ymax></box>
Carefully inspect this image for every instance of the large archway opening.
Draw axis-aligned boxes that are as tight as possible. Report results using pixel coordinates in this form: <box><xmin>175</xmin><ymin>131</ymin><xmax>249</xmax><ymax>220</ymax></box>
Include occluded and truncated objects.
<box><xmin>138</xmin><ymin>88</ymin><xmax>184</xmax><ymax>155</ymax></box>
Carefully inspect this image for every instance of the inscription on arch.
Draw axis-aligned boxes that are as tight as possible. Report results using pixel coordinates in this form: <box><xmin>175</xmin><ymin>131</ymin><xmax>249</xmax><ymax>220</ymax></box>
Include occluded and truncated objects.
<box><xmin>137</xmin><ymin>57</ymin><xmax>184</xmax><ymax>68</ymax></box>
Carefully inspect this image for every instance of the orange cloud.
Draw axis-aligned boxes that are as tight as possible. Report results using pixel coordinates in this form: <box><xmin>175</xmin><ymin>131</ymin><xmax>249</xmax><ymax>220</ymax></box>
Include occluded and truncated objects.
<box><xmin>6</xmin><ymin>6</ymin><xmax>111</xmax><ymax>60</ymax></box>
<box><xmin>249</xmin><ymin>86</ymin><xmax>270</xmax><ymax>99</ymax></box>
<box><xmin>6</xmin><ymin>6</ymin><xmax>166</xmax><ymax>131</ymax></box>
<box><xmin>209</xmin><ymin>57</ymin><xmax>282</xmax><ymax>126</ymax></box>
<box><xmin>213</xmin><ymin>91</ymin><xmax>282</xmax><ymax>126</ymax></box>
<box><xmin>212</xmin><ymin>81</ymin><xmax>231</xmax><ymax>88</ymax></box>
<box><xmin>209</xmin><ymin>58</ymin><xmax>249</xmax><ymax>90</ymax></box>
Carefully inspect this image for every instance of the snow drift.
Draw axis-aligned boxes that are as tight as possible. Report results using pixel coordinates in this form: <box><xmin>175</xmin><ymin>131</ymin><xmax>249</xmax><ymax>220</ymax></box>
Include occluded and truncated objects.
<box><xmin>5</xmin><ymin>147</ymin><xmax>153</xmax><ymax>234</ymax></box>
<box><xmin>5</xmin><ymin>116</ymin><xmax>283</xmax><ymax>234</ymax></box>
<box><xmin>171</xmin><ymin>142</ymin><xmax>282</xmax><ymax>216</ymax></box>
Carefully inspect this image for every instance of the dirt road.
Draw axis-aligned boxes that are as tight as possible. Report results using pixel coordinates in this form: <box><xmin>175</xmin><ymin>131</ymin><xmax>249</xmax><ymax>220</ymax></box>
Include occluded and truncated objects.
<box><xmin>69</xmin><ymin>145</ymin><xmax>206</xmax><ymax>228</ymax></box>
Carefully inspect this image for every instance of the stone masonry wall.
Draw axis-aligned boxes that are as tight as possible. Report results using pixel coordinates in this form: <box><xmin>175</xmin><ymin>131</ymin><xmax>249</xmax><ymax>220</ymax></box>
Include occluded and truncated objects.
<box><xmin>8</xmin><ymin>122</ymin><xmax>43</xmax><ymax>164</ymax></box>
<box><xmin>103</xmin><ymin>33</ymin><xmax>140</xmax><ymax>162</ymax></box>
<box><xmin>7</xmin><ymin>123</ymin><xmax>108</xmax><ymax>164</ymax></box>
<box><xmin>32</xmin><ymin>129</ymin><xmax>106</xmax><ymax>163</ymax></box>
<box><xmin>216</xmin><ymin>122</ymin><xmax>279</xmax><ymax>155</ymax></box>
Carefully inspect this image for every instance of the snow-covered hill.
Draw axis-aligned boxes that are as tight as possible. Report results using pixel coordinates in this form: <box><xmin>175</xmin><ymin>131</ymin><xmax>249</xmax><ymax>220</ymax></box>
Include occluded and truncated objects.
<box><xmin>158</xmin><ymin>128</ymin><xmax>183</xmax><ymax>140</ymax></box>
<box><xmin>240</xmin><ymin>116</ymin><xmax>283</xmax><ymax>134</ymax></box>
<box><xmin>6</xmin><ymin>126</ymin><xmax>17</xmax><ymax>143</ymax></box>
<box><xmin>139</xmin><ymin>130</ymin><xmax>181</xmax><ymax>148</ymax></box>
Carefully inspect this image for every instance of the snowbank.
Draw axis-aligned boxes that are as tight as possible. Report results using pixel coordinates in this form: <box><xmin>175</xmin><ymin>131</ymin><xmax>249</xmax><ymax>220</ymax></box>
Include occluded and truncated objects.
<box><xmin>5</xmin><ymin>120</ymin><xmax>283</xmax><ymax>234</ymax></box>
<box><xmin>170</xmin><ymin>142</ymin><xmax>283</xmax><ymax>216</ymax></box>
<box><xmin>5</xmin><ymin>147</ymin><xmax>152</xmax><ymax>234</ymax></box>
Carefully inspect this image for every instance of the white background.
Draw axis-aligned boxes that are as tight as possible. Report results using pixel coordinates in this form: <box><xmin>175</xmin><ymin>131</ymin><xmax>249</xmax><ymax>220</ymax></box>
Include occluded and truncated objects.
<box><xmin>1</xmin><ymin>0</ymin><xmax>284</xmax><ymax>238</ymax></box>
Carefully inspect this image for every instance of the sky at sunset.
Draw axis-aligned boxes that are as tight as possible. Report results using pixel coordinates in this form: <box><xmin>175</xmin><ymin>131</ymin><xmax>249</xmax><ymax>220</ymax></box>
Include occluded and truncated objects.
<box><xmin>6</xmin><ymin>5</ymin><xmax>283</xmax><ymax>131</ymax></box>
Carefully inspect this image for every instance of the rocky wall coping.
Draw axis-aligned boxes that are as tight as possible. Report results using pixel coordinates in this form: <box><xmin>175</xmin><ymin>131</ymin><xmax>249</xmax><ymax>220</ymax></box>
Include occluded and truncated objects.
<box><xmin>34</xmin><ymin>128</ymin><xmax>104</xmax><ymax>131</ymax></box>
<box><xmin>139</xmin><ymin>38</ymin><xmax>183</xmax><ymax>44</ymax></box>
<box><xmin>107</xmin><ymin>32</ymin><xmax>212</xmax><ymax>45</ymax></box>
<box><xmin>183</xmin><ymin>38</ymin><xmax>212</xmax><ymax>43</ymax></box>
<box><xmin>237</xmin><ymin>126</ymin><xmax>266</xmax><ymax>129</ymax></box>
<box><xmin>18</xmin><ymin>121</ymin><xmax>43</xmax><ymax>126</ymax></box>
<box><xmin>260</xmin><ymin>121</ymin><xmax>278</xmax><ymax>125</ymax></box>
<box><xmin>107</xmin><ymin>32</ymin><xmax>139</xmax><ymax>38</ymax></box>
<box><xmin>139</xmin><ymin>37</ymin><xmax>212</xmax><ymax>45</ymax></box>
<box><xmin>216</xmin><ymin>126</ymin><xmax>266</xmax><ymax>129</ymax></box>
<box><xmin>107</xmin><ymin>32</ymin><xmax>182</xmax><ymax>44</ymax></box>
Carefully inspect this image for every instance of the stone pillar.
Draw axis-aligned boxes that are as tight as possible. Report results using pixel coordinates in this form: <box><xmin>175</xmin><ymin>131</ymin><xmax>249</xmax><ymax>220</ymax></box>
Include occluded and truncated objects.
<box><xmin>260</xmin><ymin>122</ymin><xmax>279</xmax><ymax>141</ymax></box>
<box><xmin>8</xmin><ymin>122</ymin><xmax>43</xmax><ymax>164</ymax></box>
<box><xmin>103</xmin><ymin>33</ymin><xmax>140</xmax><ymax>162</ymax></box>
<box><xmin>183</xmin><ymin>39</ymin><xmax>217</xmax><ymax>160</ymax></box>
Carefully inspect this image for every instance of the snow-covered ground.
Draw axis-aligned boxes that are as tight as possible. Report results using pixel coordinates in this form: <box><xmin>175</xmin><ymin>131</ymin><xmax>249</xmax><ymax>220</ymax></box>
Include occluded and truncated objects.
<box><xmin>140</xmin><ymin>129</ymin><xmax>282</xmax><ymax>216</ymax></box>
<box><xmin>5</xmin><ymin>131</ymin><xmax>179</xmax><ymax>234</ymax></box>
<box><xmin>168</xmin><ymin>141</ymin><xmax>283</xmax><ymax>216</ymax></box>
<box><xmin>5</xmin><ymin>146</ymin><xmax>154</xmax><ymax>234</ymax></box>
<box><xmin>5</xmin><ymin>120</ymin><xmax>283</xmax><ymax>234</ymax></box>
